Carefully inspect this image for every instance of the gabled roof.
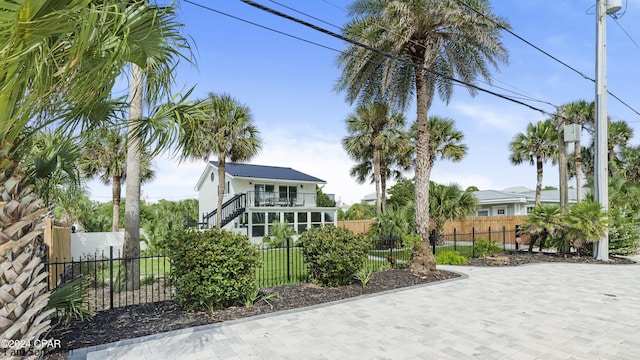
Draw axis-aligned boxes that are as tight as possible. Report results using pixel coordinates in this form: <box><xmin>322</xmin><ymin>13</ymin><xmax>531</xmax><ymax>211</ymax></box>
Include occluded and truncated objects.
<box><xmin>210</xmin><ymin>161</ymin><xmax>325</xmax><ymax>183</ymax></box>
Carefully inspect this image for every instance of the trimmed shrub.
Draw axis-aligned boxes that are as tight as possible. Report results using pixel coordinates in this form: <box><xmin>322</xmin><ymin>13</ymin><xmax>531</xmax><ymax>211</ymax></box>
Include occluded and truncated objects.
<box><xmin>436</xmin><ymin>250</ymin><xmax>468</xmax><ymax>265</ymax></box>
<box><xmin>169</xmin><ymin>229</ymin><xmax>260</xmax><ymax>311</ymax></box>
<box><xmin>299</xmin><ymin>226</ymin><xmax>370</xmax><ymax>287</ymax></box>
<box><xmin>473</xmin><ymin>238</ymin><xmax>502</xmax><ymax>257</ymax></box>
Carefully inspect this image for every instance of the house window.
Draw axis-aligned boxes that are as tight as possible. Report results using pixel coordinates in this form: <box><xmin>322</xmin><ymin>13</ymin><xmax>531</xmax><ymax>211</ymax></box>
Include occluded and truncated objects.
<box><xmin>477</xmin><ymin>210</ymin><xmax>489</xmax><ymax>216</ymax></box>
<box><xmin>324</xmin><ymin>211</ymin><xmax>335</xmax><ymax>223</ymax></box>
<box><xmin>311</xmin><ymin>212</ymin><xmax>322</xmax><ymax>227</ymax></box>
<box><xmin>252</xmin><ymin>212</ymin><xmax>265</xmax><ymax>237</ymax></box>
<box><xmin>496</xmin><ymin>207</ymin><xmax>506</xmax><ymax>215</ymax></box>
<box><xmin>278</xmin><ymin>186</ymin><xmax>298</xmax><ymax>205</ymax></box>
<box><xmin>297</xmin><ymin>212</ymin><xmax>308</xmax><ymax>233</ymax></box>
<box><xmin>226</xmin><ymin>181</ymin><xmax>230</xmax><ymax>194</ymax></box>
<box><xmin>526</xmin><ymin>206</ymin><xmax>535</xmax><ymax>214</ymax></box>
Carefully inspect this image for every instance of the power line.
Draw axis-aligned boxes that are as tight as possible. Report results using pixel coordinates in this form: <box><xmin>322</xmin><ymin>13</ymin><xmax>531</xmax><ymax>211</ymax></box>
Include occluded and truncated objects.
<box><xmin>274</xmin><ymin>0</ymin><xmax>556</xmax><ymax>109</ymax></box>
<box><xmin>613</xmin><ymin>18</ymin><xmax>640</xmax><ymax>52</ymax></box>
<box><xmin>237</xmin><ymin>0</ymin><xmax>560</xmax><ymax>117</ymax></box>
<box><xmin>182</xmin><ymin>0</ymin><xmax>341</xmax><ymax>53</ymax></box>
<box><xmin>455</xmin><ymin>0</ymin><xmax>640</xmax><ymax>117</ymax></box>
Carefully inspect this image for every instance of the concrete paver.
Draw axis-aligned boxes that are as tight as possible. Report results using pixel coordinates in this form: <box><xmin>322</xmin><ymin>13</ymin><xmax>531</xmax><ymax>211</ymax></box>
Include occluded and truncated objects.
<box><xmin>69</xmin><ymin>258</ymin><xmax>640</xmax><ymax>360</ymax></box>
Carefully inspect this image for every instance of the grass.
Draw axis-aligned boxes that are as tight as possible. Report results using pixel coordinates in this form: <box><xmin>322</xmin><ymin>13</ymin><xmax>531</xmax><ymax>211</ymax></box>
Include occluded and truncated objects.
<box><xmin>256</xmin><ymin>247</ymin><xmax>308</xmax><ymax>287</ymax></box>
<box><xmin>83</xmin><ymin>256</ymin><xmax>171</xmax><ymax>286</ymax></box>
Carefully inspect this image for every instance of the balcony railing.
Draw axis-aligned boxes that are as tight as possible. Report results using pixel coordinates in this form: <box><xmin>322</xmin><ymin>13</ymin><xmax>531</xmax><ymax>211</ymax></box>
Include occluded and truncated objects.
<box><xmin>246</xmin><ymin>191</ymin><xmax>317</xmax><ymax>207</ymax></box>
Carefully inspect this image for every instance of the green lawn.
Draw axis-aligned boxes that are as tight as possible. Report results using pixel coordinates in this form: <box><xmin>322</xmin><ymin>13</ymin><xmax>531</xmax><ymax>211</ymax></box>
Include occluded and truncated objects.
<box><xmin>84</xmin><ymin>256</ymin><xmax>171</xmax><ymax>286</ymax></box>
<box><xmin>256</xmin><ymin>247</ymin><xmax>308</xmax><ymax>287</ymax></box>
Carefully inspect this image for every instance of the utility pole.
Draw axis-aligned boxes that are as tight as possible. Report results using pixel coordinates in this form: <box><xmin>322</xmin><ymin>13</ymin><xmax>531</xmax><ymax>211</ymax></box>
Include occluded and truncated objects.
<box><xmin>594</xmin><ymin>0</ymin><xmax>611</xmax><ymax>261</ymax></box>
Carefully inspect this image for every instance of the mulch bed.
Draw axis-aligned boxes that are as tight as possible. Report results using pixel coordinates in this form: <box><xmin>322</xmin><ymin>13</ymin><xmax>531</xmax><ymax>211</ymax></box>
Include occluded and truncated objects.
<box><xmin>44</xmin><ymin>252</ymin><xmax>636</xmax><ymax>359</ymax></box>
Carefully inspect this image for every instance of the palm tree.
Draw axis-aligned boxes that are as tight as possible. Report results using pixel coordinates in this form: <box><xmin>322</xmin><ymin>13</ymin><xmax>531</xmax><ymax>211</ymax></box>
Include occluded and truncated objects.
<box><xmin>336</xmin><ymin>0</ymin><xmax>509</xmax><ymax>274</ymax></box>
<box><xmin>21</xmin><ymin>129</ymin><xmax>83</xmax><ymax>207</ymax></box>
<box><xmin>608</xmin><ymin>120</ymin><xmax>633</xmax><ymax>173</ymax></box>
<box><xmin>562</xmin><ymin>100</ymin><xmax>594</xmax><ymax>201</ymax></box>
<box><xmin>179</xmin><ymin>93</ymin><xmax>262</xmax><ymax>228</ymax></box>
<box><xmin>510</xmin><ymin>119</ymin><xmax>558</xmax><ymax>205</ymax></box>
<box><xmin>0</xmin><ymin>0</ymin><xmax>160</xmax><ymax>347</ymax></box>
<box><xmin>343</xmin><ymin>102</ymin><xmax>408</xmax><ymax>215</ymax></box>
<box><xmin>523</xmin><ymin>204</ymin><xmax>563</xmax><ymax>253</ymax></box>
<box><xmin>118</xmin><ymin>0</ymin><xmax>193</xmax><ymax>290</ymax></box>
<box><xmin>429</xmin><ymin>182</ymin><xmax>477</xmax><ymax>240</ymax></box>
<box><xmin>410</xmin><ymin>116</ymin><xmax>468</xmax><ymax>167</ymax></box>
<box><xmin>617</xmin><ymin>145</ymin><xmax>640</xmax><ymax>183</ymax></box>
<box><xmin>563</xmin><ymin>200</ymin><xmax>608</xmax><ymax>256</ymax></box>
<box><xmin>81</xmin><ymin>126</ymin><xmax>156</xmax><ymax>232</ymax></box>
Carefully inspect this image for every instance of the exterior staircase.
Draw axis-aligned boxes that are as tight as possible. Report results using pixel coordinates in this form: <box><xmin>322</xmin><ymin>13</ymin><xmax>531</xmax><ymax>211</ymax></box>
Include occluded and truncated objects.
<box><xmin>202</xmin><ymin>193</ymin><xmax>247</xmax><ymax>229</ymax></box>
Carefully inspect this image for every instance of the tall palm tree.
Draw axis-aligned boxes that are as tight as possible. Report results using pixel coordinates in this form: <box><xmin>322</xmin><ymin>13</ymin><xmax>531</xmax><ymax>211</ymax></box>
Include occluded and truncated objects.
<box><xmin>336</xmin><ymin>0</ymin><xmax>509</xmax><ymax>274</ymax></box>
<box><xmin>510</xmin><ymin>119</ymin><xmax>558</xmax><ymax>205</ymax></box>
<box><xmin>562</xmin><ymin>100</ymin><xmax>594</xmax><ymax>201</ymax></box>
<box><xmin>119</xmin><ymin>0</ymin><xmax>193</xmax><ymax>290</ymax></box>
<box><xmin>343</xmin><ymin>102</ymin><xmax>408</xmax><ymax>215</ymax></box>
<box><xmin>81</xmin><ymin>126</ymin><xmax>156</xmax><ymax>232</ymax></box>
<box><xmin>0</xmin><ymin>0</ymin><xmax>158</xmax><ymax>347</ymax></box>
<box><xmin>179</xmin><ymin>93</ymin><xmax>262</xmax><ymax>228</ymax></box>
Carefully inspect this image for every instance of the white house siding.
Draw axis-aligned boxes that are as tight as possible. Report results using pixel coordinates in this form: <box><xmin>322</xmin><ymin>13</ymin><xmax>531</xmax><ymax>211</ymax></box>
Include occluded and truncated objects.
<box><xmin>198</xmin><ymin>167</ymin><xmax>219</xmax><ymax>219</ymax></box>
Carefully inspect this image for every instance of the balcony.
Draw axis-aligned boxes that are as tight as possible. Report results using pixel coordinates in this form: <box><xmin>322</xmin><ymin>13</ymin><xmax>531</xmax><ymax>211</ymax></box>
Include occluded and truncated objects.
<box><xmin>246</xmin><ymin>191</ymin><xmax>317</xmax><ymax>208</ymax></box>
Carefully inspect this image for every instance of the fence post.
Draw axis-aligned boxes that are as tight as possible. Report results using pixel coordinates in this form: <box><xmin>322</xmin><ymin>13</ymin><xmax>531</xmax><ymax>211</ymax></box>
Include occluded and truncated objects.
<box><xmin>472</xmin><ymin>227</ymin><xmax>476</xmax><ymax>258</ymax></box>
<box><xmin>109</xmin><ymin>246</ymin><xmax>114</xmax><ymax>310</ymax></box>
<box><xmin>454</xmin><ymin>228</ymin><xmax>457</xmax><ymax>251</ymax></box>
<box><xmin>502</xmin><ymin>226</ymin><xmax>506</xmax><ymax>251</ymax></box>
<box><xmin>429</xmin><ymin>229</ymin><xmax>437</xmax><ymax>256</ymax></box>
<box><xmin>286</xmin><ymin>237</ymin><xmax>291</xmax><ymax>283</ymax></box>
<box><xmin>488</xmin><ymin>226</ymin><xmax>492</xmax><ymax>242</ymax></box>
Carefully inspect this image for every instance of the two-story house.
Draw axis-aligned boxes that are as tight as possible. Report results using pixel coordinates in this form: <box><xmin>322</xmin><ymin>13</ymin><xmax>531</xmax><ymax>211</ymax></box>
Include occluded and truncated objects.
<box><xmin>195</xmin><ymin>161</ymin><xmax>338</xmax><ymax>243</ymax></box>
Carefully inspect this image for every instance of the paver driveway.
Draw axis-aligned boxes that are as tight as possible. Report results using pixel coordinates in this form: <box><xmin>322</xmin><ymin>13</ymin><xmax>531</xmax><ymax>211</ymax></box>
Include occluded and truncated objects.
<box><xmin>70</xmin><ymin>259</ymin><xmax>640</xmax><ymax>360</ymax></box>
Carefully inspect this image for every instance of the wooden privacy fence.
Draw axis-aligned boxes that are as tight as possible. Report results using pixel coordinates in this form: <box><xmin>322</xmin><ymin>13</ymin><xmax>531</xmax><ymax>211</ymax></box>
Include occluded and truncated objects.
<box><xmin>337</xmin><ymin>219</ymin><xmax>373</xmax><ymax>235</ymax></box>
<box><xmin>43</xmin><ymin>218</ymin><xmax>71</xmax><ymax>288</ymax></box>
<box><xmin>442</xmin><ymin>215</ymin><xmax>528</xmax><ymax>236</ymax></box>
<box><xmin>338</xmin><ymin>216</ymin><xmax>530</xmax><ymax>243</ymax></box>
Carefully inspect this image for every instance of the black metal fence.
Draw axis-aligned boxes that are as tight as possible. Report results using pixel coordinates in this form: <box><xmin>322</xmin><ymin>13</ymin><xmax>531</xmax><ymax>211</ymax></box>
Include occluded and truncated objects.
<box><xmin>45</xmin><ymin>227</ymin><xmax>517</xmax><ymax>312</ymax></box>
<box><xmin>431</xmin><ymin>226</ymin><xmax>523</xmax><ymax>258</ymax></box>
<box><xmin>45</xmin><ymin>247</ymin><xmax>172</xmax><ymax>312</ymax></box>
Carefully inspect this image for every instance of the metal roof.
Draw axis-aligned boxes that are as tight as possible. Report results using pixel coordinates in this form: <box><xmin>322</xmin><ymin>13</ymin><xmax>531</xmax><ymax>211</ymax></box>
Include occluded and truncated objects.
<box><xmin>210</xmin><ymin>161</ymin><xmax>325</xmax><ymax>183</ymax></box>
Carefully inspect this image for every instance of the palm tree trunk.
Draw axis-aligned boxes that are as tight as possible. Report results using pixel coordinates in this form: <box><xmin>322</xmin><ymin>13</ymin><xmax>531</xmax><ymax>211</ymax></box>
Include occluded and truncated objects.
<box><xmin>112</xmin><ymin>174</ymin><xmax>121</xmax><ymax>232</ymax></box>
<box><xmin>124</xmin><ymin>63</ymin><xmax>143</xmax><ymax>290</ymax></box>
<box><xmin>574</xmin><ymin>141</ymin><xmax>582</xmax><ymax>201</ymax></box>
<box><xmin>535</xmin><ymin>156</ymin><xmax>543</xmax><ymax>206</ymax></box>
<box><xmin>373</xmin><ymin>147</ymin><xmax>382</xmax><ymax>216</ymax></box>
<box><xmin>409</xmin><ymin>56</ymin><xmax>436</xmax><ymax>275</ymax></box>
<box><xmin>216</xmin><ymin>153</ymin><xmax>225</xmax><ymax>229</ymax></box>
<box><xmin>380</xmin><ymin>170</ymin><xmax>387</xmax><ymax>214</ymax></box>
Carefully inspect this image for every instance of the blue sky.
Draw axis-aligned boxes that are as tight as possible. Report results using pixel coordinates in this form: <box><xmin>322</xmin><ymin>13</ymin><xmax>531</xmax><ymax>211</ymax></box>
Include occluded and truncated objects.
<box><xmin>87</xmin><ymin>0</ymin><xmax>640</xmax><ymax>205</ymax></box>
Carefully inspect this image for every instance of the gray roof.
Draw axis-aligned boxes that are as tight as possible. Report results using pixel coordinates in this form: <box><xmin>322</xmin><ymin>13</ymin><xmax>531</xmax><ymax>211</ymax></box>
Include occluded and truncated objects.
<box><xmin>210</xmin><ymin>161</ymin><xmax>325</xmax><ymax>183</ymax></box>
<box><xmin>473</xmin><ymin>188</ymin><xmax>583</xmax><ymax>204</ymax></box>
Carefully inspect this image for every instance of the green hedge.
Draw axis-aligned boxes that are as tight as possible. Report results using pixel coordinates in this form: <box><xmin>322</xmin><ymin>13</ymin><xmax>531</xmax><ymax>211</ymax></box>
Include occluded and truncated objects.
<box><xmin>169</xmin><ymin>229</ymin><xmax>260</xmax><ymax>311</ymax></box>
<box><xmin>299</xmin><ymin>226</ymin><xmax>370</xmax><ymax>287</ymax></box>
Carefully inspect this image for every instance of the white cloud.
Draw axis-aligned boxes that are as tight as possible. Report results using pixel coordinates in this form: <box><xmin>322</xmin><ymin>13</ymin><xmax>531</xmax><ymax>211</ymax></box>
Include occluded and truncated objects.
<box><xmin>452</xmin><ymin>102</ymin><xmax>531</xmax><ymax>134</ymax></box>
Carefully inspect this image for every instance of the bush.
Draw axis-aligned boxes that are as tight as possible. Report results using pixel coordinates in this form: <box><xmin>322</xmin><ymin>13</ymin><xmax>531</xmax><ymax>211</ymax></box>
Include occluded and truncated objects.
<box><xmin>436</xmin><ymin>250</ymin><xmax>468</xmax><ymax>265</ymax></box>
<box><xmin>609</xmin><ymin>211</ymin><xmax>640</xmax><ymax>256</ymax></box>
<box><xmin>300</xmin><ymin>226</ymin><xmax>370</xmax><ymax>287</ymax></box>
<box><xmin>473</xmin><ymin>238</ymin><xmax>502</xmax><ymax>257</ymax></box>
<box><xmin>169</xmin><ymin>229</ymin><xmax>261</xmax><ymax>311</ymax></box>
